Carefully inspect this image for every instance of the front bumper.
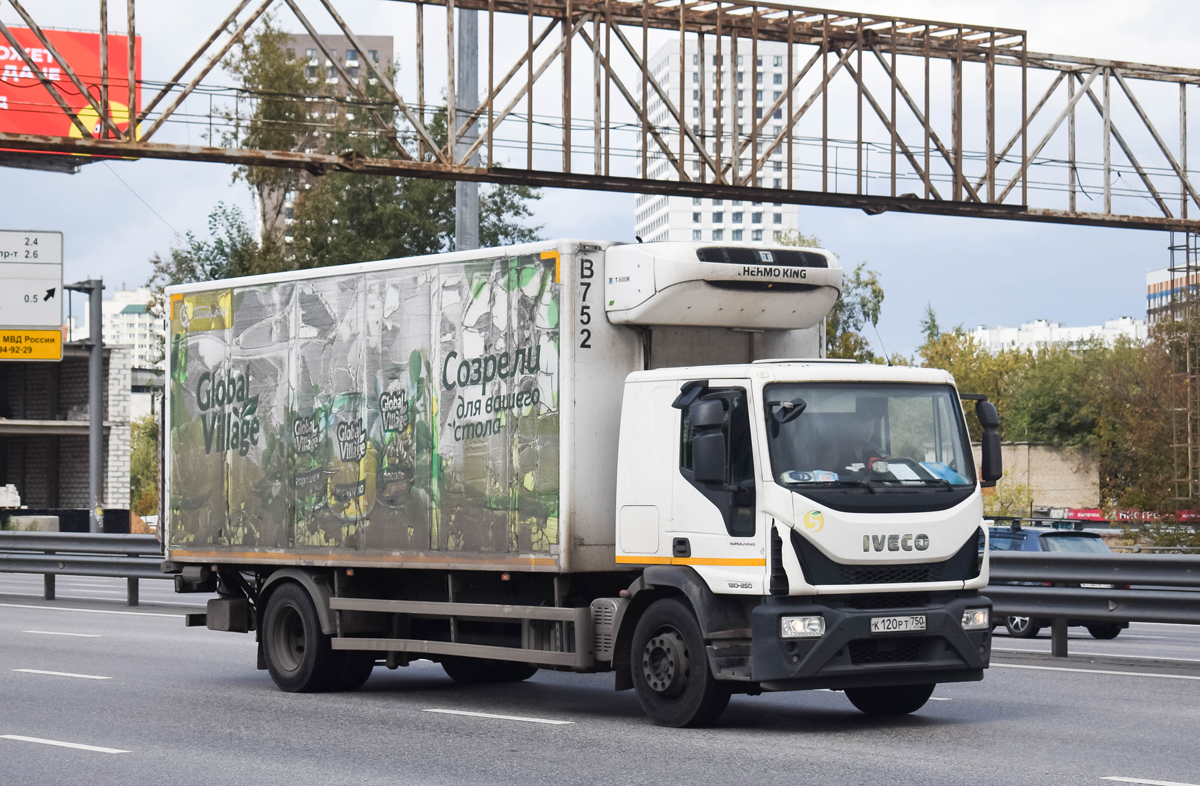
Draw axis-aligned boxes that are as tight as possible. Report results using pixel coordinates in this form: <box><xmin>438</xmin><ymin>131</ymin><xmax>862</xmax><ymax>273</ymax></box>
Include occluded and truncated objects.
<box><xmin>749</xmin><ymin>591</ymin><xmax>992</xmax><ymax>691</ymax></box>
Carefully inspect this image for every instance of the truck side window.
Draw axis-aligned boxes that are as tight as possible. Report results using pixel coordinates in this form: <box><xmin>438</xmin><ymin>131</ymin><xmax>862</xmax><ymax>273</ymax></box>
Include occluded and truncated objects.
<box><xmin>679</xmin><ymin>387</ymin><xmax>756</xmax><ymax>537</ymax></box>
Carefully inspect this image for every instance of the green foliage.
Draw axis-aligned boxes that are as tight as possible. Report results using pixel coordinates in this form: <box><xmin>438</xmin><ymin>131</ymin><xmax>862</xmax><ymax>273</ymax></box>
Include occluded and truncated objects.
<box><xmin>918</xmin><ymin>307</ymin><xmax>1172</xmax><ymax>513</ymax></box>
<box><xmin>130</xmin><ymin>415</ymin><xmax>160</xmax><ymax>517</ymax></box>
<box><xmin>984</xmin><ymin>483</ymin><xmax>1034</xmax><ymax>518</ymax></box>
<box><xmin>150</xmin><ymin>15</ymin><xmax>541</xmax><ymax>291</ymax></box>
<box><xmin>778</xmin><ymin>230</ymin><xmax>884</xmax><ymax>362</ymax></box>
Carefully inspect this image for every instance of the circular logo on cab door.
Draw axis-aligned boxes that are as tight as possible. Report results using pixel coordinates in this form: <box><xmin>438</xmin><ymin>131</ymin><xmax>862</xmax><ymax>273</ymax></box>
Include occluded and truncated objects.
<box><xmin>803</xmin><ymin>510</ymin><xmax>824</xmax><ymax>532</ymax></box>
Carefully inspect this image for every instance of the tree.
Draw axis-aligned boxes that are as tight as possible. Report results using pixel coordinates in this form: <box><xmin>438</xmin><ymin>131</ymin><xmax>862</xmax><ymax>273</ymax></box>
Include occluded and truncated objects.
<box><xmin>919</xmin><ymin>303</ymin><xmax>940</xmax><ymax>343</ymax></box>
<box><xmin>778</xmin><ymin>230</ymin><xmax>884</xmax><ymax>362</ymax></box>
<box><xmin>130</xmin><ymin>414</ymin><xmax>159</xmax><ymax>517</ymax></box>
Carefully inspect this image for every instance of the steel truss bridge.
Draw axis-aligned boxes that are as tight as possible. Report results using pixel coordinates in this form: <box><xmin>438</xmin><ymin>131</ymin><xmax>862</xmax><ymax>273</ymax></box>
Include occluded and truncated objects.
<box><xmin>0</xmin><ymin>0</ymin><xmax>1199</xmax><ymax>231</ymax></box>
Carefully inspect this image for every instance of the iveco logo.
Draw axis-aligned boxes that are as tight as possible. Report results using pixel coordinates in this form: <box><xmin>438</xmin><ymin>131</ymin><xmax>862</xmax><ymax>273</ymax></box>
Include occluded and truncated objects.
<box><xmin>863</xmin><ymin>534</ymin><xmax>930</xmax><ymax>552</ymax></box>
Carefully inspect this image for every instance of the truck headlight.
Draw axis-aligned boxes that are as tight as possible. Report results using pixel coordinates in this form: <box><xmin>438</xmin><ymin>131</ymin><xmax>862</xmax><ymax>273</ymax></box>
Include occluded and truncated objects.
<box><xmin>961</xmin><ymin>608</ymin><xmax>990</xmax><ymax>631</ymax></box>
<box><xmin>780</xmin><ymin>616</ymin><xmax>825</xmax><ymax>638</ymax></box>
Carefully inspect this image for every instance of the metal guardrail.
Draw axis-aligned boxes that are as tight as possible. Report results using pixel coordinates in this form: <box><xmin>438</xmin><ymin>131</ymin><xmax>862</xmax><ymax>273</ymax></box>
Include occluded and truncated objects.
<box><xmin>987</xmin><ymin>552</ymin><xmax>1200</xmax><ymax>656</ymax></box>
<box><xmin>0</xmin><ymin>531</ymin><xmax>166</xmax><ymax>606</ymax></box>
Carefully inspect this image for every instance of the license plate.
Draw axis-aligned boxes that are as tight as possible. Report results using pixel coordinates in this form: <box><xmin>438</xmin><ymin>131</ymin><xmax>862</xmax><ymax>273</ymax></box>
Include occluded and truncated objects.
<box><xmin>1080</xmin><ymin>583</ymin><xmax>1115</xmax><ymax>589</ymax></box>
<box><xmin>870</xmin><ymin>615</ymin><xmax>927</xmax><ymax>634</ymax></box>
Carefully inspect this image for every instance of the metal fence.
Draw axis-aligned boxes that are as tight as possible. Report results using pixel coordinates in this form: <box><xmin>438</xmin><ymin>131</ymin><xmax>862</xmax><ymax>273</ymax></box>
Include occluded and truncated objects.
<box><xmin>1</xmin><ymin>533</ymin><xmax>1198</xmax><ymax>659</ymax></box>
<box><xmin>988</xmin><ymin>551</ymin><xmax>1200</xmax><ymax>656</ymax></box>
<box><xmin>0</xmin><ymin>531</ymin><xmax>166</xmax><ymax>606</ymax></box>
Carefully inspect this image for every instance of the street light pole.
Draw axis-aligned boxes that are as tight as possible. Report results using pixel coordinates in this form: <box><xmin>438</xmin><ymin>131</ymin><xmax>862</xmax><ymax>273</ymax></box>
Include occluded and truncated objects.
<box><xmin>455</xmin><ymin>7</ymin><xmax>480</xmax><ymax>251</ymax></box>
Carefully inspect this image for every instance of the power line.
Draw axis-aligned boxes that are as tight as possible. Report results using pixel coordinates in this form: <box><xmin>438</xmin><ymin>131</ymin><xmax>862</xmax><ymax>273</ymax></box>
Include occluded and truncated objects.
<box><xmin>101</xmin><ymin>162</ymin><xmax>182</xmax><ymax>237</ymax></box>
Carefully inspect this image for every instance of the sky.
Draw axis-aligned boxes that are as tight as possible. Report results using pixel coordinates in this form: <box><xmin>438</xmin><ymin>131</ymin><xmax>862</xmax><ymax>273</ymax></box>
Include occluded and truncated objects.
<box><xmin>3</xmin><ymin>0</ymin><xmax>1197</xmax><ymax>356</ymax></box>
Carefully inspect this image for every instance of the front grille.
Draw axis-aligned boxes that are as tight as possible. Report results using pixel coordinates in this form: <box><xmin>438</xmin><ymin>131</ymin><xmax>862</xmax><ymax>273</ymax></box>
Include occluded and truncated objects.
<box><xmin>840</xmin><ymin>593</ymin><xmax>930</xmax><ymax>610</ymax></box>
<box><xmin>840</xmin><ymin>565</ymin><xmax>933</xmax><ymax>585</ymax></box>
<box><xmin>789</xmin><ymin>529</ymin><xmax>982</xmax><ymax>586</ymax></box>
<box><xmin>849</xmin><ymin>637</ymin><xmax>923</xmax><ymax>665</ymax></box>
<box><xmin>696</xmin><ymin>246</ymin><xmax>828</xmax><ymax>268</ymax></box>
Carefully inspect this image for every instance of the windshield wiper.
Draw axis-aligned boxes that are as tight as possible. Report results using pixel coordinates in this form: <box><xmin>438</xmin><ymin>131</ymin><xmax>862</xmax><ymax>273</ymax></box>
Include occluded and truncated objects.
<box><xmin>825</xmin><ymin>479</ymin><xmax>877</xmax><ymax>494</ymax></box>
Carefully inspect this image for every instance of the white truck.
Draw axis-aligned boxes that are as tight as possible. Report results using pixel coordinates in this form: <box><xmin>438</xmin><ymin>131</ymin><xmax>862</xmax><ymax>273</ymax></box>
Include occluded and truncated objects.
<box><xmin>163</xmin><ymin>239</ymin><xmax>1000</xmax><ymax>727</ymax></box>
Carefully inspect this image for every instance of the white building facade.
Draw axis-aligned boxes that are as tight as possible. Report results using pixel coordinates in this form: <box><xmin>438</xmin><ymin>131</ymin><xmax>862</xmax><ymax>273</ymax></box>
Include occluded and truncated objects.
<box><xmin>633</xmin><ymin>39</ymin><xmax>804</xmax><ymax>244</ymax></box>
<box><xmin>80</xmin><ymin>287</ymin><xmax>167</xmax><ymax>370</ymax></box>
<box><xmin>969</xmin><ymin>317</ymin><xmax>1148</xmax><ymax>352</ymax></box>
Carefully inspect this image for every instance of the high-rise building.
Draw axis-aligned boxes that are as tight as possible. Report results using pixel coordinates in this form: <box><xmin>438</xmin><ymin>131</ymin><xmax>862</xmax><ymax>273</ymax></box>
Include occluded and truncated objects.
<box><xmin>633</xmin><ymin>39</ymin><xmax>804</xmax><ymax>244</ymax></box>
<box><xmin>270</xmin><ymin>34</ymin><xmax>395</xmax><ymax>245</ymax></box>
<box><xmin>1145</xmin><ymin>267</ymin><xmax>1200</xmax><ymax>323</ymax></box>
<box><xmin>79</xmin><ymin>287</ymin><xmax>166</xmax><ymax>370</ymax></box>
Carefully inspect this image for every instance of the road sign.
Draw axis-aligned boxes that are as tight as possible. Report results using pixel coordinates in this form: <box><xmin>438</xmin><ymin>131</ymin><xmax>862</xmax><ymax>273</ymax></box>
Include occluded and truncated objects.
<box><xmin>0</xmin><ymin>230</ymin><xmax>63</xmax><ymax>330</ymax></box>
<box><xmin>0</xmin><ymin>328</ymin><xmax>62</xmax><ymax>361</ymax></box>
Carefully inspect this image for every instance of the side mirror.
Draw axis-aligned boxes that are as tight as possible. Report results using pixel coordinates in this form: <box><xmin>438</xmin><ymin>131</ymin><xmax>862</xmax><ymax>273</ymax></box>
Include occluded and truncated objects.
<box><xmin>975</xmin><ymin>400</ymin><xmax>1002</xmax><ymax>486</ymax></box>
<box><xmin>690</xmin><ymin>400</ymin><xmax>727</xmax><ymax>485</ymax></box>
<box><xmin>770</xmin><ymin>397</ymin><xmax>807</xmax><ymax>425</ymax></box>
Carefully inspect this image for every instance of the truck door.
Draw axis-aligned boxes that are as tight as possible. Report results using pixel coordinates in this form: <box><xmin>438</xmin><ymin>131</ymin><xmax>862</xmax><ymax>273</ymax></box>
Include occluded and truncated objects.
<box><xmin>672</xmin><ymin>382</ymin><xmax>765</xmax><ymax>591</ymax></box>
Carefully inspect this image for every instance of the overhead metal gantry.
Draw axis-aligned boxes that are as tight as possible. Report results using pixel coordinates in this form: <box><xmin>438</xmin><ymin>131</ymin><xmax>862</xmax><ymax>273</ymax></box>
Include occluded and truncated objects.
<box><xmin>0</xmin><ymin>0</ymin><xmax>1198</xmax><ymax>231</ymax></box>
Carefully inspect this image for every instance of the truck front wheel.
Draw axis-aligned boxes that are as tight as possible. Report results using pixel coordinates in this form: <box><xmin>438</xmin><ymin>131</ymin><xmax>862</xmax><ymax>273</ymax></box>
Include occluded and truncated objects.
<box><xmin>845</xmin><ymin>683</ymin><xmax>935</xmax><ymax>716</ymax></box>
<box><xmin>262</xmin><ymin>582</ymin><xmax>340</xmax><ymax>692</ymax></box>
<box><xmin>631</xmin><ymin>598</ymin><xmax>731</xmax><ymax>728</ymax></box>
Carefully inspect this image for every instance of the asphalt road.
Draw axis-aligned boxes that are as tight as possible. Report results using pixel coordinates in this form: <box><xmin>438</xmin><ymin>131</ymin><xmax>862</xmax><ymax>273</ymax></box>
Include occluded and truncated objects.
<box><xmin>1</xmin><ymin>579</ymin><xmax>1198</xmax><ymax>786</ymax></box>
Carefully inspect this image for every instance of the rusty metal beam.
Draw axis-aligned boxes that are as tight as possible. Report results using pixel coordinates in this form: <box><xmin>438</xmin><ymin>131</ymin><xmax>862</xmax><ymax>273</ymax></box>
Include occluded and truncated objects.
<box><xmin>7</xmin><ymin>131</ymin><xmax>1200</xmax><ymax>231</ymax></box>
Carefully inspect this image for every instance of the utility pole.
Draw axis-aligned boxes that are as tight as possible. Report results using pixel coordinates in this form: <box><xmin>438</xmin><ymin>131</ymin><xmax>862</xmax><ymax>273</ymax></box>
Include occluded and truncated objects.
<box><xmin>455</xmin><ymin>7</ymin><xmax>480</xmax><ymax>251</ymax></box>
<box><xmin>66</xmin><ymin>279</ymin><xmax>104</xmax><ymax>532</ymax></box>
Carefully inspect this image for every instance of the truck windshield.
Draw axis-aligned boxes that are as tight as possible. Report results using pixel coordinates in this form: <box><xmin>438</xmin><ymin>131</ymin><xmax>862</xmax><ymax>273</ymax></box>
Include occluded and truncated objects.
<box><xmin>764</xmin><ymin>383</ymin><xmax>975</xmax><ymax>491</ymax></box>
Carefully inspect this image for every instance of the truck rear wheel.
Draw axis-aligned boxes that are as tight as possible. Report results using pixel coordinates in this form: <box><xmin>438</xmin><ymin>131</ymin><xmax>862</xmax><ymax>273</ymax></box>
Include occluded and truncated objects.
<box><xmin>631</xmin><ymin>598</ymin><xmax>731</xmax><ymax>728</ymax></box>
<box><xmin>845</xmin><ymin>683</ymin><xmax>935</xmax><ymax>716</ymax></box>
<box><xmin>262</xmin><ymin>582</ymin><xmax>339</xmax><ymax>692</ymax></box>
<box><xmin>441</xmin><ymin>657</ymin><xmax>538</xmax><ymax>683</ymax></box>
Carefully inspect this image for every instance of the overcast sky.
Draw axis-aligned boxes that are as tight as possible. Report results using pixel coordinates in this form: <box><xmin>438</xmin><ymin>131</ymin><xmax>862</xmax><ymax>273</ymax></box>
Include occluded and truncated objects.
<box><xmin>4</xmin><ymin>0</ymin><xmax>1197</xmax><ymax>356</ymax></box>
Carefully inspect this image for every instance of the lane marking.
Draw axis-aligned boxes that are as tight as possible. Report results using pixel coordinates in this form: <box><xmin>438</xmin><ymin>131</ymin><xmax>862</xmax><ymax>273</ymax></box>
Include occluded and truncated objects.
<box><xmin>1</xmin><ymin>735</ymin><xmax>129</xmax><ymax>754</ymax></box>
<box><xmin>13</xmin><ymin>669</ymin><xmax>111</xmax><ymax>681</ymax></box>
<box><xmin>928</xmin><ymin>697</ymin><xmax>952</xmax><ymax>701</ymax></box>
<box><xmin>995</xmin><ymin>646</ymin><xmax>1200</xmax><ymax>664</ymax></box>
<box><xmin>424</xmin><ymin>709</ymin><xmax>574</xmax><ymax>725</ymax></box>
<box><xmin>1102</xmin><ymin>778</ymin><xmax>1200</xmax><ymax>786</ymax></box>
<box><xmin>22</xmin><ymin>631</ymin><xmax>101</xmax><ymax>638</ymax></box>
<box><xmin>0</xmin><ymin>603</ymin><xmax>179</xmax><ymax>618</ymax></box>
<box><xmin>992</xmin><ymin>663</ymin><xmax>1200</xmax><ymax>681</ymax></box>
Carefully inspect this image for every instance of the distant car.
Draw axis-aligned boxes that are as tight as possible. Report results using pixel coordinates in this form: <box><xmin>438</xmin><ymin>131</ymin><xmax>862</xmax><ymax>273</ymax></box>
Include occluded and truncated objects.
<box><xmin>987</xmin><ymin>524</ymin><xmax>1127</xmax><ymax>640</ymax></box>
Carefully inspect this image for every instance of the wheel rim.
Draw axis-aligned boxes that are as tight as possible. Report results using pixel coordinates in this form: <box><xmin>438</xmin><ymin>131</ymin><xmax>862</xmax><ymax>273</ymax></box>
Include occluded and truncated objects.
<box><xmin>1008</xmin><ymin>616</ymin><xmax>1030</xmax><ymax>633</ymax></box>
<box><xmin>271</xmin><ymin>603</ymin><xmax>306</xmax><ymax>674</ymax></box>
<box><xmin>641</xmin><ymin>629</ymin><xmax>689</xmax><ymax>697</ymax></box>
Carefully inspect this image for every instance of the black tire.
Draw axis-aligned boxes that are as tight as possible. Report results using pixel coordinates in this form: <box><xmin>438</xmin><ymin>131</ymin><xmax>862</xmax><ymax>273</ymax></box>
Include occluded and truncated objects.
<box><xmin>1087</xmin><ymin>624</ymin><xmax>1122</xmax><ymax>640</ymax></box>
<box><xmin>630</xmin><ymin>598</ymin><xmax>732</xmax><ymax>728</ymax></box>
<box><xmin>441</xmin><ymin>657</ymin><xmax>538</xmax><ymax>684</ymax></box>
<box><xmin>332</xmin><ymin>652</ymin><xmax>376</xmax><ymax>691</ymax></box>
<box><xmin>261</xmin><ymin>582</ymin><xmax>340</xmax><ymax>692</ymax></box>
<box><xmin>845</xmin><ymin>683</ymin><xmax>936</xmax><ymax>716</ymax></box>
<box><xmin>1005</xmin><ymin>615</ymin><xmax>1042</xmax><ymax>638</ymax></box>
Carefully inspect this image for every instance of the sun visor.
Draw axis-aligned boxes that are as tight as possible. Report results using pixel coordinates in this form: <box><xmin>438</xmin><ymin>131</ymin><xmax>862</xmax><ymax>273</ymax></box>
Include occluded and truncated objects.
<box><xmin>604</xmin><ymin>242</ymin><xmax>843</xmax><ymax>330</ymax></box>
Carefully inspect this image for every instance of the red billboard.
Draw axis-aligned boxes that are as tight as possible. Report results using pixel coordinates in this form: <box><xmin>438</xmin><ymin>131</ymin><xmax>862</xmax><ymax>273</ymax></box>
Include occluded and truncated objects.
<box><xmin>0</xmin><ymin>27</ymin><xmax>141</xmax><ymax>138</ymax></box>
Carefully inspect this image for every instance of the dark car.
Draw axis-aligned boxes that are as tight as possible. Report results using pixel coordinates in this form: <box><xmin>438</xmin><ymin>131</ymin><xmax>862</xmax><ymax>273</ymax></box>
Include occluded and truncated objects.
<box><xmin>987</xmin><ymin>523</ymin><xmax>1127</xmax><ymax>640</ymax></box>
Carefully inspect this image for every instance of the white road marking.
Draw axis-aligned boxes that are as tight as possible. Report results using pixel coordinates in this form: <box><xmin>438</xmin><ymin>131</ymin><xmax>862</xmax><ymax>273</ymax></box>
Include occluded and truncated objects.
<box><xmin>13</xmin><ymin>669</ymin><xmax>111</xmax><ymax>681</ymax></box>
<box><xmin>928</xmin><ymin>697</ymin><xmax>952</xmax><ymax>701</ymax></box>
<box><xmin>424</xmin><ymin>709</ymin><xmax>574</xmax><ymax>725</ymax></box>
<box><xmin>0</xmin><ymin>602</ymin><xmax>178</xmax><ymax>618</ymax></box>
<box><xmin>22</xmin><ymin>631</ymin><xmax>101</xmax><ymax>638</ymax></box>
<box><xmin>992</xmin><ymin>663</ymin><xmax>1200</xmax><ymax>681</ymax></box>
<box><xmin>0</xmin><ymin>735</ymin><xmax>129</xmax><ymax>754</ymax></box>
<box><xmin>994</xmin><ymin>646</ymin><xmax>1200</xmax><ymax>664</ymax></box>
<box><xmin>1101</xmin><ymin>777</ymin><xmax>1200</xmax><ymax>786</ymax></box>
